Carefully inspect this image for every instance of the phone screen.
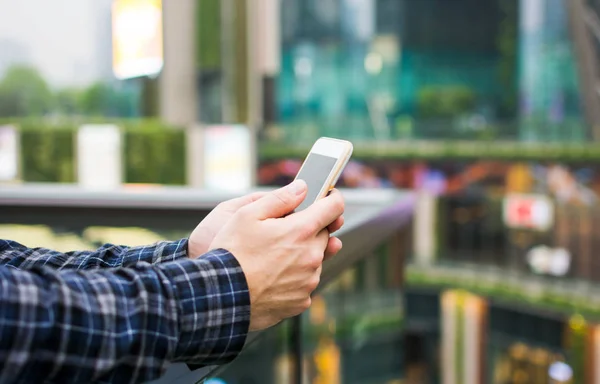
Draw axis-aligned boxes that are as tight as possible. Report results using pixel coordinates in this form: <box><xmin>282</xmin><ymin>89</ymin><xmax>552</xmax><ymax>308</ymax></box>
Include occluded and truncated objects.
<box><xmin>295</xmin><ymin>152</ymin><xmax>338</xmax><ymax>211</ymax></box>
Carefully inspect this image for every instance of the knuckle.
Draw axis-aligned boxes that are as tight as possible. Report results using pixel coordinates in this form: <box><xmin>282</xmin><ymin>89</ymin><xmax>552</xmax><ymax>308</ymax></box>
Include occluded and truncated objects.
<box><xmin>301</xmin><ymin>297</ymin><xmax>312</xmax><ymax>311</ymax></box>
<box><xmin>299</xmin><ymin>221</ymin><xmax>318</xmax><ymax>238</ymax></box>
<box><xmin>236</xmin><ymin>205</ymin><xmax>253</xmax><ymax>219</ymax></box>
<box><xmin>333</xmin><ymin>195</ymin><xmax>345</xmax><ymax>213</ymax></box>
<box><xmin>307</xmin><ymin>275</ymin><xmax>320</xmax><ymax>292</ymax></box>
<box><xmin>306</xmin><ymin>250</ymin><xmax>323</xmax><ymax>269</ymax></box>
<box><xmin>310</xmin><ymin>221</ymin><xmax>322</xmax><ymax>235</ymax></box>
<box><xmin>318</xmin><ymin>231</ymin><xmax>330</xmax><ymax>246</ymax></box>
<box><xmin>272</xmin><ymin>190</ymin><xmax>292</xmax><ymax>206</ymax></box>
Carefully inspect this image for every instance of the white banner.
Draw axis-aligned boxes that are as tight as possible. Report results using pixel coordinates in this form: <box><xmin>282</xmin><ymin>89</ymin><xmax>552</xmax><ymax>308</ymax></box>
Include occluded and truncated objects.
<box><xmin>0</xmin><ymin>125</ymin><xmax>19</xmax><ymax>182</ymax></box>
<box><xmin>203</xmin><ymin>125</ymin><xmax>252</xmax><ymax>192</ymax></box>
<box><xmin>77</xmin><ymin>124</ymin><xmax>122</xmax><ymax>190</ymax></box>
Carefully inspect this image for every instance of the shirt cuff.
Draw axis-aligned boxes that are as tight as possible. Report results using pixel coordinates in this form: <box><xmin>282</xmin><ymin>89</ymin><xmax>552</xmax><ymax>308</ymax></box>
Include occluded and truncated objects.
<box><xmin>160</xmin><ymin>249</ymin><xmax>251</xmax><ymax>365</ymax></box>
<box><xmin>122</xmin><ymin>238</ymin><xmax>190</xmax><ymax>266</ymax></box>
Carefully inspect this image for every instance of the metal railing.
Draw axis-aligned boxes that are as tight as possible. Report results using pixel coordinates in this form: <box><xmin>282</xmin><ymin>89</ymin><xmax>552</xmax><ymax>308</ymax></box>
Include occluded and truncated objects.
<box><xmin>0</xmin><ymin>184</ymin><xmax>415</xmax><ymax>384</ymax></box>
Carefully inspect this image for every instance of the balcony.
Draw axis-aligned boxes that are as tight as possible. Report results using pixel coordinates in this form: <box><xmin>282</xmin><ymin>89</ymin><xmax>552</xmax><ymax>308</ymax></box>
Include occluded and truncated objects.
<box><xmin>0</xmin><ymin>184</ymin><xmax>414</xmax><ymax>383</ymax></box>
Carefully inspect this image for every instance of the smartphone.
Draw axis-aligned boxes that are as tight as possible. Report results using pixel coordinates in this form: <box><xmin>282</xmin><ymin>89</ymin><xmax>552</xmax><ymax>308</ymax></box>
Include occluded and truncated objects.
<box><xmin>294</xmin><ymin>137</ymin><xmax>353</xmax><ymax>211</ymax></box>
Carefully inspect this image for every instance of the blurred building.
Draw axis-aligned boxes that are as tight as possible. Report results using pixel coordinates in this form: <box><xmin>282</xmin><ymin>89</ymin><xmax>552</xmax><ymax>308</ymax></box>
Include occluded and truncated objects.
<box><xmin>1</xmin><ymin>0</ymin><xmax>595</xmax><ymax>137</ymax></box>
<box><xmin>162</xmin><ymin>0</ymin><xmax>599</xmax><ymax>143</ymax></box>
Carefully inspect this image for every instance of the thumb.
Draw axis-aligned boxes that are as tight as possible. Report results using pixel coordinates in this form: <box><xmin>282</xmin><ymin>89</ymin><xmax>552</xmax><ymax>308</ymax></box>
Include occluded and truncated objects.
<box><xmin>249</xmin><ymin>179</ymin><xmax>307</xmax><ymax>219</ymax></box>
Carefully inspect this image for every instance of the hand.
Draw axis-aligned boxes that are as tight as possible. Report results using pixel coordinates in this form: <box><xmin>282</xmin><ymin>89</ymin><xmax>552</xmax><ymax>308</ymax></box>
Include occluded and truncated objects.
<box><xmin>187</xmin><ymin>191</ymin><xmax>267</xmax><ymax>258</ymax></box>
<box><xmin>188</xmin><ymin>189</ymin><xmax>344</xmax><ymax>259</ymax></box>
<box><xmin>209</xmin><ymin>179</ymin><xmax>345</xmax><ymax>331</ymax></box>
<box><xmin>325</xmin><ymin>214</ymin><xmax>344</xmax><ymax>260</ymax></box>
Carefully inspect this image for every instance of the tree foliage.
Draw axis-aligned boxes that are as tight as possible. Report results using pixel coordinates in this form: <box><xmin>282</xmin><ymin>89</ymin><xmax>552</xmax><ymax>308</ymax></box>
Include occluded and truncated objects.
<box><xmin>0</xmin><ymin>65</ymin><xmax>139</xmax><ymax>118</ymax></box>
<box><xmin>0</xmin><ymin>65</ymin><xmax>53</xmax><ymax>117</ymax></box>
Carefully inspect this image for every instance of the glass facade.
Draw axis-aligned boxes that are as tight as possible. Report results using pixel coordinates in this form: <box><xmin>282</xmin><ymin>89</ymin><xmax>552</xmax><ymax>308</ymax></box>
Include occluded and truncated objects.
<box><xmin>518</xmin><ymin>0</ymin><xmax>584</xmax><ymax>142</ymax></box>
<box><xmin>274</xmin><ymin>0</ymin><xmax>585</xmax><ymax>143</ymax></box>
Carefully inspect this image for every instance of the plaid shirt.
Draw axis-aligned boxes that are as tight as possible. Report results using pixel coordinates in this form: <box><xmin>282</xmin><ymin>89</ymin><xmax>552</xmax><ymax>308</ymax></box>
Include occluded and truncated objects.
<box><xmin>0</xmin><ymin>239</ymin><xmax>251</xmax><ymax>383</ymax></box>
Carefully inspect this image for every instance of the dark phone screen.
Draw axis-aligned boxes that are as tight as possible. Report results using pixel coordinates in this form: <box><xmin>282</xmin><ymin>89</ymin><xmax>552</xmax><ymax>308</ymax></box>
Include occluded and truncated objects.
<box><xmin>295</xmin><ymin>153</ymin><xmax>338</xmax><ymax>211</ymax></box>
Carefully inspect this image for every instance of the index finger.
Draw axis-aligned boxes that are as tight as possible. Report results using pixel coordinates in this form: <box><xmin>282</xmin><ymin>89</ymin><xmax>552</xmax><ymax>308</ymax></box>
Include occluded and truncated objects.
<box><xmin>291</xmin><ymin>189</ymin><xmax>345</xmax><ymax>233</ymax></box>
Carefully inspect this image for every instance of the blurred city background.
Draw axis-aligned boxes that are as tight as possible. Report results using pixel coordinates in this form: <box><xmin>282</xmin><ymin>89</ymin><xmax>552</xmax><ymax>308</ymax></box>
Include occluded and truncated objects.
<box><xmin>1</xmin><ymin>0</ymin><xmax>600</xmax><ymax>383</ymax></box>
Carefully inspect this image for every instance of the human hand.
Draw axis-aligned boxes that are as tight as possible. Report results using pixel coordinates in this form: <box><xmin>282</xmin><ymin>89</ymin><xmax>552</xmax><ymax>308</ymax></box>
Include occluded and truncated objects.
<box><xmin>209</xmin><ymin>179</ymin><xmax>345</xmax><ymax>331</ymax></box>
<box><xmin>187</xmin><ymin>191</ymin><xmax>268</xmax><ymax>258</ymax></box>
<box><xmin>188</xmin><ymin>189</ymin><xmax>344</xmax><ymax>259</ymax></box>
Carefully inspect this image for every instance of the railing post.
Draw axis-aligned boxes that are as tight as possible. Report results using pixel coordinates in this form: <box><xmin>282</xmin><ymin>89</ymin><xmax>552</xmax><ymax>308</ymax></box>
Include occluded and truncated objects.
<box><xmin>389</xmin><ymin>222</ymin><xmax>411</xmax><ymax>288</ymax></box>
<box><xmin>413</xmin><ymin>191</ymin><xmax>437</xmax><ymax>267</ymax></box>
<box><xmin>290</xmin><ymin>315</ymin><xmax>303</xmax><ymax>384</ymax></box>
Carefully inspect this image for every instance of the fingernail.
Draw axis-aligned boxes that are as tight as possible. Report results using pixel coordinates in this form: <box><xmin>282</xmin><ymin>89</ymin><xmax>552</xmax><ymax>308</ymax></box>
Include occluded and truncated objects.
<box><xmin>290</xmin><ymin>179</ymin><xmax>307</xmax><ymax>195</ymax></box>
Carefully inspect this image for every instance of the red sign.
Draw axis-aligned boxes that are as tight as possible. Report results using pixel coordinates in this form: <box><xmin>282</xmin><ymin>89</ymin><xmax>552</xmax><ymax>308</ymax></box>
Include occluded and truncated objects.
<box><xmin>503</xmin><ymin>194</ymin><xmax>554</xmax><ymax>231</ymax></box>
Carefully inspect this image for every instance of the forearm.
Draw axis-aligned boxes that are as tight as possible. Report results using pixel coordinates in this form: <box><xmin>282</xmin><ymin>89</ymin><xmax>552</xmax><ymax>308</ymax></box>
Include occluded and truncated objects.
<box><xmin>0</xmin><ymin>238</ymin><xmax>189</xmax><ymax>270</ymax></box>
<box><xmin>0</xmin><ymin>249</ymin><xmax>250</xmax><ymax>384</ymax></box>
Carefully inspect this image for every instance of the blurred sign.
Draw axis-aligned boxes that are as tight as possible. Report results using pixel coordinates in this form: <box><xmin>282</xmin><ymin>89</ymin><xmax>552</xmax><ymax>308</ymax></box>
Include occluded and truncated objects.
<box><xmin>506</xmin><ymin>163</ymin><xmax>534</xmax><ymax>193</ymax></box>
<box><xmin>0</xmin><ymin>125</ymin><xmax>18</xmax><ymax>182</ymax></box>
<box><xmin>112</xmin><ymin>0</ymin><xmax>163</xmax><ymax>79</ymax></box>
<box><xmin>203</xmin><ymin>125</ymin><xmax>252</xmax><ymax>192</ymax></box>
<box><xmin>503</xmin><ymin>193</ymin><xmax>554</xmax><ymax>231</ymax></box>
<box><xmin>77</xmin><ymin>125</ymin><xmax>122</xmax><ymax>190</ymax></box>
<box><xmin>548</xmin><ymin>361</ymin><xmax>573</xmax><ymax>383</ymax></box>
<box><xmin>526</xmin><ymin>245</ymin><xmax>571</xmax><ymax>276</ymax></box>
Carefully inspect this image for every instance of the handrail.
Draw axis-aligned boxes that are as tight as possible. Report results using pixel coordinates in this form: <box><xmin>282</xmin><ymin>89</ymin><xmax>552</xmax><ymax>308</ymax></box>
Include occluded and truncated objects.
<box><xmin>0</xmin><ymin>183</ymin><xmax>415</xmax><ymax>383</ymax></box>
<box><xmin>567</xmin><ymin>0</ymin><xmax>600</xmax><ymax>137</ymax></box>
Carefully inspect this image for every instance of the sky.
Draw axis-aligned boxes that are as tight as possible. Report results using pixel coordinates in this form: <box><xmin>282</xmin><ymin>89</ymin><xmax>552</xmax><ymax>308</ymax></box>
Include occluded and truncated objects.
<box><xmin>0</xmin><ymin>0</ymin><xmax>113</xmax><ymax>88</ymax></box>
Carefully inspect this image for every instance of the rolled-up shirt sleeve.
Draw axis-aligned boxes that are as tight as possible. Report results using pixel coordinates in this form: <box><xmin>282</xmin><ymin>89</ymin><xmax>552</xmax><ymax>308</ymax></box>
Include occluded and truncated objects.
<box><xmin>0</xmin><ymin>248</ymin><xmax>251</xmax><ymax>384</ymax></box>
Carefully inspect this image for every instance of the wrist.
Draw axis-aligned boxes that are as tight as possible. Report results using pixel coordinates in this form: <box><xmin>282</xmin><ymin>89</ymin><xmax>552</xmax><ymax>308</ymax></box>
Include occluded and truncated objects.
<box><xmin>160</xmin><ymin>250</ymin><xmax>251</xmax><ymax>364</ymax></box>
<box><xmin>187</xmin><ymin>228</ymin><xmax>214</xmax><ymax>259</ymax></box>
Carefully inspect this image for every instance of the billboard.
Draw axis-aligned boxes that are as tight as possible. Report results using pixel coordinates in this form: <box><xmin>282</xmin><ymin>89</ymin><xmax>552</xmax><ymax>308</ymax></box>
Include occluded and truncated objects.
<box><xmin>203</xmin><ymin>125</ymin><xmax>253</xmax><ymax>192</ymax></box>
<box><xmin>112</xmin><ymin>0</ymin><xmax>163</xmax><ymax>79</ymax></box>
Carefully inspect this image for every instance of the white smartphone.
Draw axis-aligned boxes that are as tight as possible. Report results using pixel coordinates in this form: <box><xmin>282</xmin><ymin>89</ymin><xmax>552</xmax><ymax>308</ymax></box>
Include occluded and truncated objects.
<box><xmin>294</xmin><ymin>137</ymin><xmax>353</xmax><ymax>211</ymax></box>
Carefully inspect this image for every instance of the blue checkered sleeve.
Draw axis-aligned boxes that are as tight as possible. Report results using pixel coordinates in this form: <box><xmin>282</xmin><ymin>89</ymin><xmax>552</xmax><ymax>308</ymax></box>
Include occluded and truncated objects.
<box><xmin>0</xmin><ymin>247</ymin><xmax>251</xmax><ymax>384</ymax></box>
<box><xmin>0</xmin><ymin>239</ymin><xmax>189</xmax><ymax>270</ymax></box>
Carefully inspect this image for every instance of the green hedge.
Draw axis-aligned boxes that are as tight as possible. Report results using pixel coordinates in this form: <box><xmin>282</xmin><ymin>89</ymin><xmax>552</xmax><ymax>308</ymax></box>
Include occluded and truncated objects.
<box><xmin>10</xmin><ymin>118</ymin><xmax>600</xmax><ymax>185</ymax></box>
<box><xmin>19</xmin><ymin>121</ymin><xmax>77</xmax><ymax>182</ymax></box>
<box><xmin>122</xmin><ymin>123</ymin><xmax>186</xmax><ymax>185</ymax></box>
<box><xmin>260</xmin><ymin>140</ymin><xmax>600</xmax><ymax>162</ymax></box>
<box><xmin>5</xmin><ymin>118</ymin><xmax>186</xmax><ymax>185</ymax></box>
<box><xmin>405</xmin><ymin>268</ymin><xmax>600</xmax><ymax>320</ymax></box>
